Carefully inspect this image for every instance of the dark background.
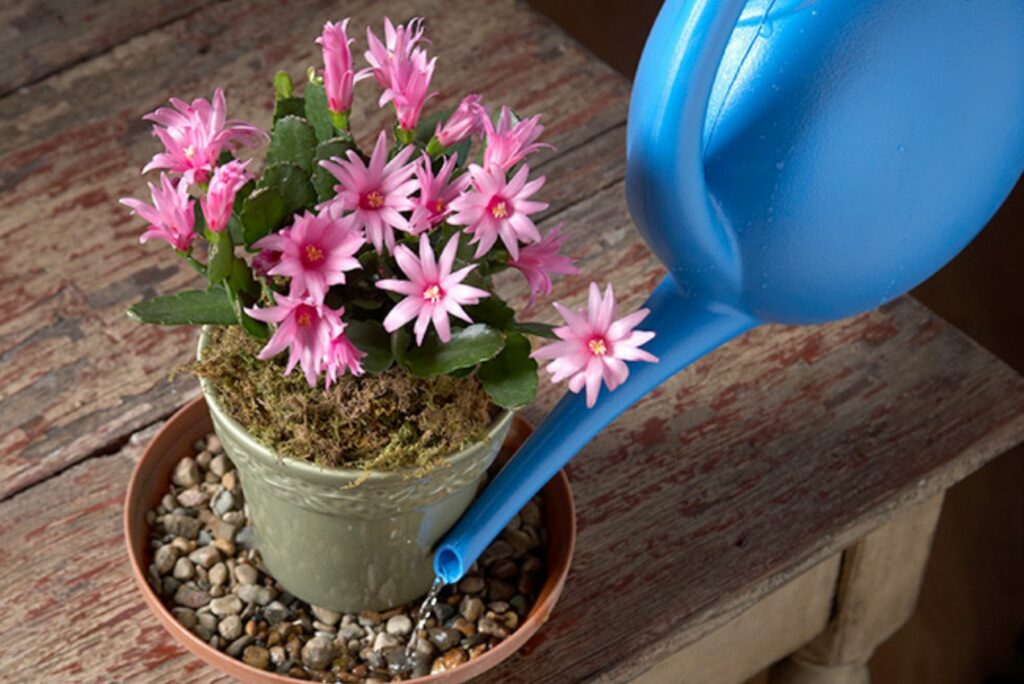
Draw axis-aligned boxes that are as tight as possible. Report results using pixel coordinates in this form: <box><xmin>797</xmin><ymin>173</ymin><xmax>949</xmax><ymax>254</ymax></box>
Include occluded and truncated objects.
<box><xmin>527</xmin><ymin>1</ymin><xmax>1024</xmax><ymax>682</ymax></box>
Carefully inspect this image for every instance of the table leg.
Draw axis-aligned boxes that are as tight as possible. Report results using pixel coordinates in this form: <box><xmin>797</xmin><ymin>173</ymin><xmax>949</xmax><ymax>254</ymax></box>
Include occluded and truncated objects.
<box><xmin>767</xmin><ymin>493</ymin><xmax>945</xmax><ymax>684</ymax></box>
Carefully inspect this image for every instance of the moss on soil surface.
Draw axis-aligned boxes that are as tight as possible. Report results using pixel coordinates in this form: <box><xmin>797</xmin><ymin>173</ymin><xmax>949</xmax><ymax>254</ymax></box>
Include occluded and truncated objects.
<box><xmin>194</xmin><ymin>326</ymin><xmax>496</xmax><ymax>473</ymax></box>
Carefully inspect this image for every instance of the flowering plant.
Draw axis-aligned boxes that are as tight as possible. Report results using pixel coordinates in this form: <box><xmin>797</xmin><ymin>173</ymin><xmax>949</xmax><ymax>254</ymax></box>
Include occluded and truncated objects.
<box><xmin>122</xmin><ymin>17</ymin><xmax>656</xmax><ymax>410</ymax></box>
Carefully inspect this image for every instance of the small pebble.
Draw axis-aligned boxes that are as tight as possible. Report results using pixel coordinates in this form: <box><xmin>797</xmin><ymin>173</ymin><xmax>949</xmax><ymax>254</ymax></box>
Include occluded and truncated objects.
<box><xmin>208</xmin><ymin>562</ymin><xmax>228</xmax><ymax>586</ymax></box>
<box><xmin>242</xmin><ymin>645</ymin><xmax>270</xmax><ymax>670</ymax></box>
<box><xmin>188</xmin><ymin>545</ymin><xmax>220</xmax><ymax>569</ymax></box>
<box><xmin>431</xmin><ymin>648</ymin><xmax>468</xmax><ymax>674</ymax></box>
<box><xmin>311</xmin><ymin>606</ymin><xmax>341</xmax><ymax>626</ymax></box>
<box><xmin>427</xmin><ymin>627</ymin><xmax>461</xmax><ymax>651</ymax></box>
<box><xmin>385</xmin><ymin>614</ymin><xmax>412</xmax><ymax>636</ymax></box>
<box><xmin>460</xmin><ymin>596</ymin><xmax>484</xmax><ymax>623</ymax></box>
<box><xmin>218</xmin><ymin>615</ymin><xmax>243</xmax><ymax>640</ymax></box>
<box><xmin>173</xmin><ymin>584</ymin><xmax>210</xmax><ymax>609</ymax></box>
<box><xmin>210</xmin><ymin>595</ymin><xmax>243</xmax><ymax>616</ymax></box>
<box><xmin>176</xmin><ymin>487</ymin><xmax>207</xmax><ymax>508</ymax></box>
<box><xmin>458</xmin><ymin>576</ymin><xmax>485</xmax><ymax>594</ymax></box>
<box><xmin>211</xmin><ymin>489</ymin><xmax>235</xmax><ymax>516</ymax></box>
<box><xmin>302</xmin><ymin>636</ymin><xmax>336</xmax><ymax>670</ymax></box>
<box><xmin>262</xmin><ymin>601</ymin><xmax>291</xmax><ymax>625</ymax></box>
<box><xmin>234</xmin><ymin>563</ymin><xmax>258</xmax><ymax>585</ymax></box>
<box><xmin>235</xmin><ymin>584</ymin><xmax>274</xmax><ymax>605</ymax></box>
<box><xmin>373</xmin><ymin>631</ymin><xmax>399</xmax><ymax>652</ymax></box>
<box><xmin>172</xmin><ymin>557</ymin><xmax>195</xmax><ymax>581</ymax></box>
<box><xmin>164</xmin><ymin>514</ymin><xmax>201</xmax><ymax>540</ymax></box>
<box><xmin>154</xmin><ymin>544</ymin><xmax>179</xmax><ymax>574</ymax></box>
<box><xmin>171</xmin><ymin>607</ymin><xmax>197</xmax><ymax>629</ymax></box>
<box><xmin>225</xmin><ymin>635</ymin><xmax>254</xmax><ymax>657</ymax></box>
<box><xmin>172</xmin><ymin>458</ymin><xmax>200</xmax><ymax>487</ymax></box>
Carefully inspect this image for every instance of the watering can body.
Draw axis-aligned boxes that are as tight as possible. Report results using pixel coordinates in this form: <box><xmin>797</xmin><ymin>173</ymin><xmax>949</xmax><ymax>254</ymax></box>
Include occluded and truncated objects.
<box><xmin>434</xmin><ymin>0</ymin><xmax>1024</xmax><ymax>582</ymax></box>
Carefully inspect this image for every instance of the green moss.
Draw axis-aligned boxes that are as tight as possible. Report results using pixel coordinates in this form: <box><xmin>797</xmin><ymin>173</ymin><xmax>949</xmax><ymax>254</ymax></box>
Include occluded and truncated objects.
<box><xmin>194</xmin><ymin>326</ymin><xmax>496</xmax><ymax>473</ymax></box>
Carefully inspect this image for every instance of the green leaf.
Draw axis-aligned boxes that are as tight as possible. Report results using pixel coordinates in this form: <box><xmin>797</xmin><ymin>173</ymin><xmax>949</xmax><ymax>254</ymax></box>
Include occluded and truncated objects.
<box><xmin>127</xmin><ymin>289</ymin><xmax>237</xmax><ymax>326</ymax></box>
<box><xmin>207</xmin><ymin>231</ymin><xmax>234</xmax><ymax>285</ymax></box>
<box><xmin>391</xmin><ymin>327</ymin><xmax>411</xmax><ymax>366</ymax></box>
<box><xmin>273</xmin><ymin>97</ymin><xmax>306</xmax><ymax>122</ymax></box>
<box><xmin>233</xmin><ymin>179</ymin><xmax>255</xmax><ymax>214</ymax></box>
<box><xmin>478</xmin><ymin>333</ymin><xmax>537</xmax><ymax>408</ymax></box>
<box><xmin>267</xmin><ymin>115</ymin><xmax>318</xmax><ymax>172</ymax></box>
<box><xmin>303</xmin><ymin>82</ymin><xmax>335</xmax><ymax>143</ymax></box>
<box><xmin>415</xmin><ymin>107</ymin><xmax>452</xmax><ymax>145</ymax></box>
<box><xmin>259</xmin><ymin>162</ymin><xmax>316</xmax><ymax>215</ymax></box>
<box><xmin>511</xmin><ymin>321</ymin><xmax>559</xmax><ymax>339</ymax></box>
<box><xmin>404</xmin><ymin>324</ymin><xmax>505</xmax><ymax>377</ymax></box>
<box><xmin>465</xmin><ymin>297</ymin><xmax>514</xmax><ymax>330</ymax></box>
<box><xmin>311</xmin><ymin>137</ymin><xmax>354</xmax><ymax>202</ymax></box>
<box><xmin>479</xmin><ymin>333</ymin><xmax>540</xmax><ymax>409</ymax></box>
<box><xmin>240</xmin><ymin>187</ymin><xmax>288</xmax><ymax>245</ymax></box>
<box><xmin>345</xmin><ymin>319</ymin><xmax>394</xmax><ymax>373</ymax></box>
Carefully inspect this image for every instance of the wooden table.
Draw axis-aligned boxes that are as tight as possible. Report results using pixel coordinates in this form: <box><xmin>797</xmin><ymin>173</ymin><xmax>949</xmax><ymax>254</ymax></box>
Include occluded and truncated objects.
<box><xmin>2</xmin><ymin>1</ymin><xmax>1023</xmax><ymax>682</ymax></box>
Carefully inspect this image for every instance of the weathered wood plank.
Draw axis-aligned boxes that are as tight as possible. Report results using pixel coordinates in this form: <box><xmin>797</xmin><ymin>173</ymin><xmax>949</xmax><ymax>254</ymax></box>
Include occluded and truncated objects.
<box><xmin>0</xmin><ymin>0</ymin><xmax>628</xmax><ymax>499</ymax></box>
<box><xmin>3</xmin><ymin>294</ymin><xmax>1023</xmax><ymax>682</ymax></box>
<box><xmin>0</xmin><ymin>0</ymin><xmax>218</xmax><ymax>97</ymax></box>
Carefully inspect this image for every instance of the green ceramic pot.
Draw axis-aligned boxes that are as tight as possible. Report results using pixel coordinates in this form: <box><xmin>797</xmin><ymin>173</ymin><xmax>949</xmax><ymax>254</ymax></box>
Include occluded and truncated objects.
<box><xmin>197</xmin><ymin>331</ymin><xmax>512</xmax><ymax>612</ymax></box>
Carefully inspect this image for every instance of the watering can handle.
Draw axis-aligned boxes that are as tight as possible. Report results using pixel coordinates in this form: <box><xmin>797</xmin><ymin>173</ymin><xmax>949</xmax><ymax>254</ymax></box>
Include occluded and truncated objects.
<box><xmin>434</xmin><ymin>278</ymin><xmax>755</xmax><ymax>581</ymax></box>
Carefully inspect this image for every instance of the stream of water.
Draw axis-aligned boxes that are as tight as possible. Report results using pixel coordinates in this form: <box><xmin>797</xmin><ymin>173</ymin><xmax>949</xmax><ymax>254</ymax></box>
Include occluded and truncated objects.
<box><xmin>404</xmin><ymin>576</ymin><xmax>446</xmax><ymax>659</ymax></box>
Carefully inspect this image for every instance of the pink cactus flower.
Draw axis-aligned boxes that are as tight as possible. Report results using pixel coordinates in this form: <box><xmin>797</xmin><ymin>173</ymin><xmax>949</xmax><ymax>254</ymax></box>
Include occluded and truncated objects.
<box><xmin>377</xmin><ymin>234</ymin><xmax>490</xmax><ymax>345</ymax></box>
<box><xmin>119</xmin><ymin>173</ymin><xmax>196</xmax><ymax>252</ymax></box>
<box><xmin>435</xmin><ymin>94</ymin><xmax>485</xmax><ymax>147</ymax></box>
<box><xmin>251</xmin><ymin>248</ymin><xmax>281</xmax><ymax>278</ymax></box>
<box><xmin>323</xmin><ymin>327</ymin><xmax>366</xmax><ymax>388</ymax></box>
<box><xmin>253</xmin><ymin>211</ymin><xmax>365</xmax><ymax>301</ymax></box>
<box><xmin>482</xmin><ymin>106</ymin><xmax>551</xmax><ymax>171</ymax></box>
<box><xmin>319</xmin><ymin>131</ymin><xmax>419</xmax><ymax>253</ymax></box>
<box><xmin>200</xmin><ymin>160</ymin><xmax>251</xmax><ymax>233</ymax></box>
<box><xmin>365</xmin><ymin>17</ymin><xmax>436</xmax><ymax>129</ymax></box>
<box><xmin>448</xmin><ymin>163</ymin><xmax>548</xmax><ymax>259</ymax></box>
<box><xmin>245</xmin><ymin>293</ymin><xmax>343</xmax><ymax>388</ymax></box>
<box><xmin>532</xmin><ymin>283</ymin><xmax>658</xmax><ymax>408</ymax></box>
<box><xmin>509</xmin><ymin>223</ymin><xmax>579</xmax><ymax>307</ymax></box>
<box><xmin>143</xmin><ymin>88</ymin><xmax>267</xmax><ymax>184</ymax></box>
<box><xmin>317</xmin><ymin>19</ymin><xmax>366</xmax><ymax>114</ymax></box>
<box><xmin>364</xmin><ymin>17</ymin><xmax>427</xmax><ymax>89</ymax></box>
<box><xmin>409</xmin><ymin>154</ymin><xmax>471</xmax><ymax>235</ymax></box>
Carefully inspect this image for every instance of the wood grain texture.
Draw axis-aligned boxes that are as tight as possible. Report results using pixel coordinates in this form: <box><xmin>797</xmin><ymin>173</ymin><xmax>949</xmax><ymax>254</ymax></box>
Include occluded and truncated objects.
<box><xmin>0</xmin><ymin>0</ymin><xmax>628</xmax><ymax>499</ymax></box>
<box><xmin>0</xmin><ymin>0</ymin><xmax>218</xmax><ymax>97</ymax></box>
<box><xmin>3</xmin><ymin>0</ymin><xmax>1024</xmax><ymax>681</ymax></box>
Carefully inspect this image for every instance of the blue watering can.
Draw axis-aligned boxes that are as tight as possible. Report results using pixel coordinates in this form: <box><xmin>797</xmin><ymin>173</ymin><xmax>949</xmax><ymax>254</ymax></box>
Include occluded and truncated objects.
<box><xmin>435</xmin><ymin>0</ymin><xmax>1024</xmax><ymax>582</ymax></box>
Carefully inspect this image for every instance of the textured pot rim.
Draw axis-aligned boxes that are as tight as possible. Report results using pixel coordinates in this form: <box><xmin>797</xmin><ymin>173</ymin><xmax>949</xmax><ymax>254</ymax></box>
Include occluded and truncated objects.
<box><xmin>197</xmin><ymin>327</ymin><xmax>513</xmax><ymax>486</ymax></box>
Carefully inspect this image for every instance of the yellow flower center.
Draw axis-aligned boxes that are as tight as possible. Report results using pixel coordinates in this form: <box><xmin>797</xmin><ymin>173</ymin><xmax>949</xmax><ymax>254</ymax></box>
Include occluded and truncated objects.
<box><xmin>433</xmin><ymin>199</ymin><xmax>447</xmax><ymax>214</ymax></box>
<box><xmin>184</xmin><ymin>145</ymin><xmax>196</xmax><ymax>160</ymax></box>
<box><xmin>304</xmin><ymin>244</ymin><xmax>324</xmax><ymax>263</ymax></box>
<box><xmin>364</xmin><ymin>190</ymin><xmax>385</xmax><ymax>209</ymax></box>
<box><xmin>490</xmin><ymin>200</ymin><xmax>509</xmax><ymax>219</ymax></box>
<box><xmin>297</xmin><ymin>312</ymin><xmax>313</xmax><ymax>327</ymax></box>
<box><xmin>422</xmin><ymin>284</ymin><xmax>442</xmax><ymax>303</ymax></box>
<box><xmin>588</xmin><ymin>338</ymin><xmax>608</xmax><ymax>356</ymax></box>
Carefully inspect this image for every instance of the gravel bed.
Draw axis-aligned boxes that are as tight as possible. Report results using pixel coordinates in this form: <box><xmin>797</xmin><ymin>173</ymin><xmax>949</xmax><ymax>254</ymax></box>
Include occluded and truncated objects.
<box><xmin>145</xmin><ymin>434</ymin><xmax>547</xmax><ymax>681</ymax></box>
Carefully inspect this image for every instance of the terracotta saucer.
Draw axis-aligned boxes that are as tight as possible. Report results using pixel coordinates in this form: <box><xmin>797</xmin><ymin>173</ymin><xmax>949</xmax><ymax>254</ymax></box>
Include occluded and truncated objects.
<box><xmin>124</xmin><ymin>396</ymin><xmax>575</xmax><ymax>683</ymax></box>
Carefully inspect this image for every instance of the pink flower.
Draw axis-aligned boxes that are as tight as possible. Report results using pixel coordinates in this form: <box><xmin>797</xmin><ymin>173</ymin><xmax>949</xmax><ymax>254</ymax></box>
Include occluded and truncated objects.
<box><xmin>448</xmin><ymin>163</ymin><xmax>548</xmax><ymax>259</ymax></box>
<box><xmin>509</xmin><ymin>223</ymin><xmax>579</xmax><ymax>307</ymax></box>
<box><xmin>143</xmin><ymin>88</ymin><xmax>267</xmax><ymax>184</ymax></box>
<box><xmin>364</xmin><ymin>17</ymin><xmax>426</xmax><ymax>88</ymax></box>
<box><xmin>409</xmin><ymin>154</ymin><xmax>470</xmax><ymax>234</ymax></box>
<box><xmin>120</xmin><ymin>173</ymin><xmax>196</xmax><ymax>252</ymax></box>
<box><xmin>365</xmin><ymin>17</ymin><xmax>436</xmax><ymax>129</ymax></box>
<box><xmin>200</xmin><ymin>160</ymin><xmax>251</xmax><ymax>233</ymax></box>
<box><xmin>435</xmin><ymin>94</ymin><xmax>485</xmax><ymax>147</ymax></box>
<box><xmin>482</xmin><ymin>106</ymin><xmax>551</xmax><ymax>171</ymax></box>
<box><xmin>317</xmin><ymin>19</ymin><xmax>366</xmax><ymax>113</ymax></box>
<box><xmin>253</xmin><ymin>211</ymin><xmax>365</xmax><ymax>301</ymax></box>
<box><xmin>319</xmin><ymin>131</ymin><xmax>419</xmax><ymax>253</ymax></box>
<box><xmin>377</xmin><ymin>234</ymin><xmax>490</xmax><ymax>345</ymax></box>
<box><xmin>251</xmin><ymin>248</ymin><xmax>281</xmax><ymax>278</ymax></box>
<box><xmin>532</xmin><ymin>283</ymin><xmax>658</xmax><ymax>407</ymax></box>
<box><xmin>245</xmin><ymin>293</ymin><xmax>342</xmax><ymax>388</ymax></box>
<box><xmin>323</xmin><ymin>327</ymin><xmax>366</xmax><ymax>388</ymax></box>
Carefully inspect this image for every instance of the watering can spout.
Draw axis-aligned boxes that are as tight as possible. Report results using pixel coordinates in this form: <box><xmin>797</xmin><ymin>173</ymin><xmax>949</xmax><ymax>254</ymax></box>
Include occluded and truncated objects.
<box><xmin>434</xmin><ymin>277</ymin><xmax>754</xmax><ymax>582</ymax></box>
